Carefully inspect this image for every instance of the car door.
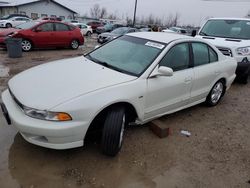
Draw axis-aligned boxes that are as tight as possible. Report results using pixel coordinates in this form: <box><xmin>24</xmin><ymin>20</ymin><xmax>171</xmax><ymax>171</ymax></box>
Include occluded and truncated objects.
<box><xmin>54</xmin><ymin>23</ymin><xmax>72</xmax><ymax>46</ymax></box>
<box><xmin>11</xmin><ymin>17</ymin><xmax>23</xmax><ymax>27</ymax></box>
<box><xmin>190</xmin><ymin>42</ymin><xmax>220</xmax><ymax>102</ymax></box>
<box><xmin>31</xmin><ymin>22</ymin><xmax>55</xmax><ymax>47</ymax></box>
<box><xmin>144</xmin><ymin>42</ymin><xmax>194</xmax><ymax>120</ymax></box>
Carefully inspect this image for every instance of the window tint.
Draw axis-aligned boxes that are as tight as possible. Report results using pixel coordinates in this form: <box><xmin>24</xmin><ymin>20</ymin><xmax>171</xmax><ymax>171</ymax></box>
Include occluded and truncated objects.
<box><xmin>192</xmin><ymin>43</ymin><xmax>209</xmax><ymax>66</ymax></box>
<box><xmin>209</xmin><ymin>47</ymin><xmax>218</xmax><ymax>62</ymax></box>
<box><xmin>160</xmin><ymin>43</ymin><xmax>190</xmax><ymax>71</ymax></box>
<box><xmin>55</xmin><ymin>23</ymin><xmax>69</xmax><ymax>31</ymax></box>
<box><xmin>39</xmin><ymin>23</ymin><xmax>54</xmax><ymax>32</ymax></box>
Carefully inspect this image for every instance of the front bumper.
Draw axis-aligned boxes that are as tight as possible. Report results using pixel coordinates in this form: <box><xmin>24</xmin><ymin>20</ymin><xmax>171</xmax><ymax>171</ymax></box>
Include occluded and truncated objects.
<box><xmin>1</xmin><ymin>90</ymin><xmax>89</xmax><ymax>150</ymax></box>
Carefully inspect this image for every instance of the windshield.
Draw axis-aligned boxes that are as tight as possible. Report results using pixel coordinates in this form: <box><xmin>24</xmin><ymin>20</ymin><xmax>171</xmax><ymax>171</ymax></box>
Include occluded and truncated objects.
<box><xmin>111</xmin><ymin>27</ymin><xmax>129</xmax><ymax>35</ymax></box>
<box><xmin>15</xmin><ymin>21</ymin><xmax>39</xmax><ymax>29</ymax></box>
<box><xmin>200</xmin><ymin>19</ymin><xmax>250</xmax><ymax>39</ymax></box>
<box><xmin>85</xmin><ymin>35</ymin><xmax>165</xmax><ymax>76</ymax></box>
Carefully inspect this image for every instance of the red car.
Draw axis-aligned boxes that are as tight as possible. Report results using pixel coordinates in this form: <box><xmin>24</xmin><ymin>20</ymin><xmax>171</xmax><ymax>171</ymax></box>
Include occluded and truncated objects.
<box><xmin>0</xmin><ymin>21</ymin><xmax>84</xmax><ymax>51</ymax></box>
<box><xmin>87</xmin><ymin>21</ymin><xmax>104</xmax><ymax>32</ymax></box>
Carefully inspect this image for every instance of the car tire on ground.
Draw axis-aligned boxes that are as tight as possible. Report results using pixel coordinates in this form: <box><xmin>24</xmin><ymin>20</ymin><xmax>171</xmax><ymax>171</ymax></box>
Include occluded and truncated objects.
<box><xmin>6</xmin><ymin>23</ymin><xmax>12</xmax><ymax>28</ymax></box>
<box><xmin>86</xmin><ymin>31</ymin><xmax>92</xmax><ymax>37</ymax></box>
<box><xmin>206</xmin><ymin>80</ymin><xmax>225</xmax><ymax>106</ymax></box>
<box><xmin>21</xmin><ymin>39</ymin><xmax>32</xmax><ymax>52</ymax></box>
<box><xmin>101</xmin><ymin>106</ymin><xmax>126</xmax><ymax>156</ymax></box>
<box><xmin>70</xmin><ymin>39</ymin><xmax>79</xmax><ymax>50</ymax></box>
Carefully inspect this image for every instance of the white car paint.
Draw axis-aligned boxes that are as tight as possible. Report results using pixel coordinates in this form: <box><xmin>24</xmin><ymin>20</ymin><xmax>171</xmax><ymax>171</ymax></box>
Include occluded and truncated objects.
<box><xmin>1</xmin><ymin>32</ymin><xmax>237</xmax><ymax>150</ymax></box>
<box><xmin>0</xmin><ymin>17</ymin><xmax>31</xmax><ymax>28</ymax></box>
<box><xmin>196</xmin><ymin>17</ymin><xmax>250</xmax><ymax>62</ymax></box>
<box><xmin>72</xmin><ymin>23</ymin><xmax>93</xmax><ymax>36</ymax></box>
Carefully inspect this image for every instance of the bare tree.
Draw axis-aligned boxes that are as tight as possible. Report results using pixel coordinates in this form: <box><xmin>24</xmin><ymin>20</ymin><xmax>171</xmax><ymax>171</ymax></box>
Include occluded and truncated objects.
<box><xmin>165</xmin><ymin>13</ymin><xmax>180</xmax><ymax>27</ymax></box>
<box><xmin>100</xmin><ymin>7</ymin><xmax>107</xmax><ymax>18</ymax></box>
<box><xmin>90</xmin><ymin>4</ymin><xmax>101</xmax><ymax>18</ymax></box>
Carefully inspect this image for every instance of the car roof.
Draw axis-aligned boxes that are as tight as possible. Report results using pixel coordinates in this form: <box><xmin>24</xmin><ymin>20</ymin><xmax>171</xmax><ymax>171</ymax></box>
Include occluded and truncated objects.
<box><xmin>126</xmin><ymin>32</ymin><xmax>191</xmax><ymax>43</ymax></box>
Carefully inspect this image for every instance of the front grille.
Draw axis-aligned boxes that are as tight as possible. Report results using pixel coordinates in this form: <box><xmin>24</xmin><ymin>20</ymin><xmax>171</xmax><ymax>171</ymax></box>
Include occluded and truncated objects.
<box><xmin>217</xmin><ymin>47</ymin><xmax>233</xmax><ymax>57</ymax></box>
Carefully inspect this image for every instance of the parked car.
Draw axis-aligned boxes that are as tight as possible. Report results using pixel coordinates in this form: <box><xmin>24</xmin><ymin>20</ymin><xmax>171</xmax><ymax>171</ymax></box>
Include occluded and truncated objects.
<box><xmin>139</xmin><ymin>27</ymin><xmax>152</xmax><ymax>32</ymax></box>
<box><xmin>87</xmin><ymin>21</ymin><xmax>104</xmax><ymax>32</ymax></box>
<box><xmin>163</xmin><ymin>27</ymin><xmax>188</xmax><ymax>35</ymax></box>
<box><xmin>0</xmin><ymin>14</ymin><xmax>30</xmax><ymax>20</ymax></box>
<box><xmin>72</xmin><ymin>23</ymin><xmax>93</xmax><ymax>36</ymax></box>
<box><xmin>194</xmin><ymin>18</ymin><xmax>250</xmax><ymax>84</ymax></box>
<box><xmin>1</xmin><ymin>32</ymin><xmax>237</xmax><ymax>156</ymax></box>
<box><xmin>97</xmin><ymin>27</ymin><xmax>139</xmax><ymax>44</ymax></box>
<box><xmin>96</xmin><ymin>23</ymin><xmax>124</xmax><ymax>34</ymax></box>
<box><xmin>0</xmin><ymin>21</ymin><xmax>84</xmax><ymax>51</ymax></box>
<box><xmin>0</xmin><ymin>16</ymin><xmax>32</xmax><ymax>28</ymax></box>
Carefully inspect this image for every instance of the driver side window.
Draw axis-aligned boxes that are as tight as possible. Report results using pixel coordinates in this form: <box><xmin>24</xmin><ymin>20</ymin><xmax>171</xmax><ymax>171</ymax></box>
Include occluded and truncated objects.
<box><xmin>38</xmin><ymin>23</ymin><xmax>54</xmax><ymax>32</ymax></box>
<box><xmin>159</xmin><ymin>43</ymin><xmax>190</xmax><ymax>71</ymax></box>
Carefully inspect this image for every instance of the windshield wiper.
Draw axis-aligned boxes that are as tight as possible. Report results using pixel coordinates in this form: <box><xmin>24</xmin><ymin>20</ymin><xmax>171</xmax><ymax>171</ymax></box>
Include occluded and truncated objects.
<box><xmin>199</xmin><ymin>31</ymin><xmax>208</xmax><ymax>36</ymax></box>
<box><xmin>85</xmin><ymin>54</ymin><xmax>126</xmax><ymax>73</ymax></box>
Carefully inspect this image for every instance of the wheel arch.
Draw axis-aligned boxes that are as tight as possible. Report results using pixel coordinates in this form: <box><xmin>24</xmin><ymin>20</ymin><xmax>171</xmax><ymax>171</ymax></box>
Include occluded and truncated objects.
<box><xmin>85</xmin><ymin>101</ymin><xmax>139</xmax><ymax>139</ymax></box>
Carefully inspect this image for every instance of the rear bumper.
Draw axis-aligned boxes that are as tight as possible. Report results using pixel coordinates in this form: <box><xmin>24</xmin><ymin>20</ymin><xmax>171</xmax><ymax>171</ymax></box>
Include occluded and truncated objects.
<box><xmin>1</xmin><ymin>90</ymin><xmax>89</xmax><ymax>150</ymax></box>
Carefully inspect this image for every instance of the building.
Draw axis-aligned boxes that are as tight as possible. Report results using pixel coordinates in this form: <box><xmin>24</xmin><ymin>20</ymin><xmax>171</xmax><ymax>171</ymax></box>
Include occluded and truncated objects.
<box><xmin>0</xmin><ymin>0</ymin><xmax>77</xmax><ymax>20</ymax></box>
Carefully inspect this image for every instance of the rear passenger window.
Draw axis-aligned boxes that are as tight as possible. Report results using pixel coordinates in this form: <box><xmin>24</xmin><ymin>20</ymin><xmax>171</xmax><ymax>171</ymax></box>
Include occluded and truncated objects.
<box><xmin>192</xmin><ymin>43</ymin><xmax>209</xmax><ymax>66</ymax></box>
<box><xmin>55</xmin><ymin>23</ymin><xmax>69</xmax><ymax>31</ymax></box>
<box><xmin>159</xmin><ymin>43</ymin><xmax>190</xmax><ymax>71</ymax></box>
<box><xmin>209</xmin><ymin>47</ymin><xmax>218</xmax><ymax>62</ymax></box>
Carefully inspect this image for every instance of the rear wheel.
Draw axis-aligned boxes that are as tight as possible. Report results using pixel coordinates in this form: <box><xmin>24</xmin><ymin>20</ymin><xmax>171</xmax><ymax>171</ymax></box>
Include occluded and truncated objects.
<box><xmin>206</xmin><ymin>80</ymin><xmax>225</xmax><ymax>106</ymax></box>
<box><xmin>21</xmin><ymin>40</ymin><xmax>32</xmax><ymax>52</ymax></box>
<box><xmin>86</xmin><ymin>31</ymin><xmax>92</xmax><ymax>37</ymax></box>
<box><xmin>101</xmin><ymin>106</ymin><xmax>126</xmax><ymax>156</ymax></box>
<box><xmin>6</xmin><ymin>23</ymin><xmax>12</xmax><ymax>28</ymax></box>
<box><xmin>70</xmin><ymin>39</ymin><xmax>79</xmax><ymax>50</ymax></box>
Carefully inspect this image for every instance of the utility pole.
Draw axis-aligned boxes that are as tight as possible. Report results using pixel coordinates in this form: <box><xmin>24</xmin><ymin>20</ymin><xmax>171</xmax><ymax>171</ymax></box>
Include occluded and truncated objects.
<box><xmin>133</xmin><ymin>0</ymin><xmax>138</xmax><ymax>27</ymax></box>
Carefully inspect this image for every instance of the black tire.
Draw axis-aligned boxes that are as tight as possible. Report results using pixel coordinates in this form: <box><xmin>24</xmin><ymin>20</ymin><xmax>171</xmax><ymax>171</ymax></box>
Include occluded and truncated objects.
<box><xmin>70</xmin><ymin>39</ymin><xmax>79</xmax><ymax>50</ymax></box>
<box><xmin>21</xmin><ymin>39</ymin><xmax>32</xmax><ymax>52</ymax></box>
<box><xmin>239</xmin><ymin>75</ymin><xmax>248</xmax><ymax>84</ymax></box>
<box><xmin>206</xmin><ymin>80</ymin><xmax>225</xmax><ymax>106</ymax></box>
<box><xmin>86</xmin><ymin>31</ymin><xmax>92</xmax><ymax>37</ymax></box>
<box><xmin>6</xmin><ymin>23</ymin><xmax>12</xmax><ymax>28</ymax></box>
<box><xmin>101</xmin><ymin>106</ymin><xmax>126</xmax><ymax>156</ymax></box>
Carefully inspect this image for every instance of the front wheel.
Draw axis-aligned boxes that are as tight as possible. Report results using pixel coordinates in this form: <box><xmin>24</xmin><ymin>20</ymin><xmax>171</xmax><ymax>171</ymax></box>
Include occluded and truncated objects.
<box><xmin>70</xmin><ymin>40</ymin><xmax>79</xmax><ymax>50</ymax></box>
<box><xmin>6</xmin><ymin>23</ymin><xmax>12</xmax><ymax>28</ymax></box>
<box><xmin>21</xmin><ymin>40</ymin><xmax>32</xmax><ymax>52</ymax></box>
<box><xmin>86</xmin><ymin>31</ymin><xmax>92</xmax><ymax>37</ymax></box>
<box><xmin>206</xmin><ymin>80</ymin><xmax>225</xmax><ymax>106</ymax></box>
<box><xmin>101</xmin><ymin>107</ymin><xmax>126</xmax><ymax>156</ymax></box>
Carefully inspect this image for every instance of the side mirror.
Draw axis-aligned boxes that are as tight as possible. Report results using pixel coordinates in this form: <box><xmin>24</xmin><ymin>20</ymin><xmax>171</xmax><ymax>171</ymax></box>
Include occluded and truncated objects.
<box><xmin>150</xmin><ymin>66</ymin><xmax>173</xmax><ymax>78</ymax></box>
<box><xmin>191</xmin><ymin>30</ymin><xmax>197</xmax><ymax>37</ymax></box>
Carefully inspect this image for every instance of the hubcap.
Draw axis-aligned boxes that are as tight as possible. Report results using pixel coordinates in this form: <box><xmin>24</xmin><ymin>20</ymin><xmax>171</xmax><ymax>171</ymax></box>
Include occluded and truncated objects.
<box><xmin>211</xmin><ymin>82</ymin><xmax>223</xmax><ymax>104</ymax></box>
<box><xmin>71</xmin><ymin>40</ymin><xmax>78</xmax><ymax>49</ymax></box>
<box><xmin>22</xmin><ymin>40</ymin><xmax>31</xmax><ymax>51</ymax></box>
<box><xmin>119</xmin><ymin>114</ymin><xmax>125</xmax><ymax>148</ymax></box>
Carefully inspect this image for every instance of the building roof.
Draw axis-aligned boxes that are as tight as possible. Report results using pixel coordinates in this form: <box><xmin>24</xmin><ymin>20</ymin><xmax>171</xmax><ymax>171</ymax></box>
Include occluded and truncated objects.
<box><xmin>0</xmin><ymin>0</ymin><xmax>77</xmax><ymax>14</ymax></box>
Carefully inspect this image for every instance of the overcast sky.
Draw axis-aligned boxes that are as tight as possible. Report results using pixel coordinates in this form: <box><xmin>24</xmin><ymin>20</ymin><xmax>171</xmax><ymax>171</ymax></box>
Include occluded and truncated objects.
<box><xmin>29</xmin><ymin>0</ymin><xmax>249</xmax><ymax>25</ymax></box>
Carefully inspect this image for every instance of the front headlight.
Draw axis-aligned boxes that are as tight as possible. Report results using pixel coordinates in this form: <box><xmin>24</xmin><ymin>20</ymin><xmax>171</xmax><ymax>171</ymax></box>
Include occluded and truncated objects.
<box><xmin>23</xmin><ymin>106</ymin><xmax>72</xmax><ymax>121</ymax></box>
<box><xmin>236</xmin><ymin>47</ymin><xmax>250</xmax><ymax>56</ymax></box>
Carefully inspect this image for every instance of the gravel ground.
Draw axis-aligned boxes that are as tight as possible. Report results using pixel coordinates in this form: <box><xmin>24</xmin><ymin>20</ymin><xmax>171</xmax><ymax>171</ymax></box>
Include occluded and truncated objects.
<box><xmin>0</xmin><ymin>35</ymin><xmax>250</xmax><ymax>188</ymax></box>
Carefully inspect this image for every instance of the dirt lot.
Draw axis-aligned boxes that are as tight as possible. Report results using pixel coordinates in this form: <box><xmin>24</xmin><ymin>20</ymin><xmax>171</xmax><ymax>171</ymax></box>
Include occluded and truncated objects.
<box><xmin>0</xmin><ymin>35</ymin><xmax>250</xmax><ymax>188</ymax></box>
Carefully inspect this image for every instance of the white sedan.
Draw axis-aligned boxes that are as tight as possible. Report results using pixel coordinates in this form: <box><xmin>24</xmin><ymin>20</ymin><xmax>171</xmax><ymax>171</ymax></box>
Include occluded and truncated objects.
<box><xmin>72</xmin><ymin>23</ymin><xmax>93</xmax><ymax>36</ymax></box>
<box><xmin>0</xmin><ymin>17</ymin><xmax>31</xmax><ymax>28</ymax></box>
<box><xmin>1</xmin><ymin>32</ymin><xmax>237</xmax><ymax>156</ymax></box>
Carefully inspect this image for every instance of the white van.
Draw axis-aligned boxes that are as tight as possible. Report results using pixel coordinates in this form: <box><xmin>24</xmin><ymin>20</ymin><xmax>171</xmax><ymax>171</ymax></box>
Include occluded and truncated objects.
<box><xmin>195</xmin><ymin>18</ymin><xmax>250</xmax><ymax>84</ymax></box>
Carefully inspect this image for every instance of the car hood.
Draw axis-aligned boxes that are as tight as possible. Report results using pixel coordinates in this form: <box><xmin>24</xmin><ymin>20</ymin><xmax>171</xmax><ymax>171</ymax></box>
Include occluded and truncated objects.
<box><xmin>196</xmin><ymin>35</ymin><xmax>250</xmax><ymax>49</ymax></box>
<box><xmin>0</xmin><ymin>28</ymin><xmax>19</xmax><ymax>37</ymax></box>
<box><xmin>8</xmin><ymin>56</ymin><xmax>137</xmax><ymax>110</ymax></box>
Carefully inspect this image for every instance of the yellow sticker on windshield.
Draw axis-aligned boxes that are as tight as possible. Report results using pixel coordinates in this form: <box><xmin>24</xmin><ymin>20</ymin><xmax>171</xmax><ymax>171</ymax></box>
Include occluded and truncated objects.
<box><xmin>145</xmin><ymin>42</ymin><xmax>165</xmax><ymax>49</ymax></box>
